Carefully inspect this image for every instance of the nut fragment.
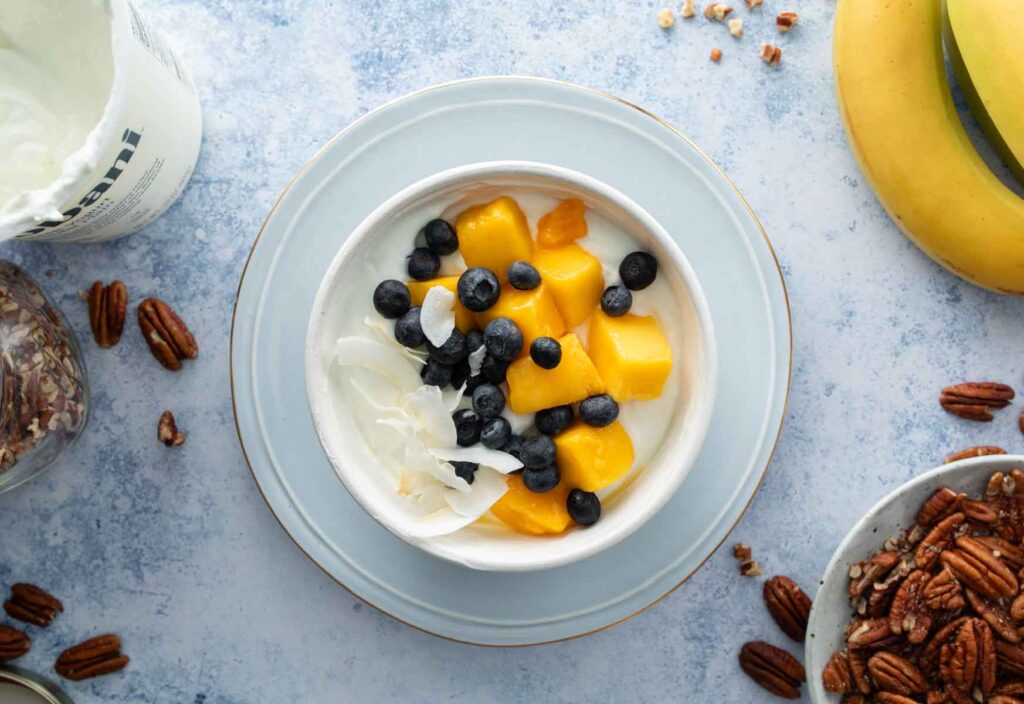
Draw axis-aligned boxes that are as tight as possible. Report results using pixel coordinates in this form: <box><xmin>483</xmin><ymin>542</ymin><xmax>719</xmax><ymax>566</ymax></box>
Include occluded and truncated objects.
<box><xmin>657</xmin><ymin>8</ymin><xmax>675</xmax><ymax>27</ymax></box>
<box><xmin>3</xmin><ymin>583</ymin><xmax>63</xmax><ymax>627</ymax></box>
<box><xmin>158</xmin><ymin>410</ymin><xmax>185</xmax><ymax>447</ymax></box>
<box><xmin>733</xmin><ymin>542</ymin><xmax>760</xmax><ymax>575</ymax></box>
<box><xmin>849</xmin><ymin>551</ymin><xmax>901</xmax><ymax>599</ymax></box>
<box><xmin>681</xmin><ymin>0</ymin><xmax>696</xmax><ymax>18</ymax></box>
<box><xmin>740</xmin><ymin>559</ymin><xmax>762</xmax><ymax>577</ymax></box>
<box><xmin>0</xmin><ymin>625</ymin><xmax>30</xmax><ymax>661</ymax></box>
<box><xmin>87</xmin><ymin>280</ymin><xmax>128</xmax><ymax>348</ymax></box>
<box><xmin>763</xmin><ymin>575</ymin><xmax>812</xmax><ymax>642</ymax></box>
<box><xmin>705</xmin><ymin>2</ymin><xmax>732</xmax><ymax>20</ymax></box>
<box><xmin>727</xmin><ymin>18</ymin><xmax>743</xmax><ymax>37</ymax></box>
<box><xmin>946</xmin><ymin>446</ymin><xmax>1006</xmax><ymax>463</ymax></box>
<box><xmin>710</xmin><ymin>47</ymin><xmax>723</xmax><ymax>62</ymax></box>
<box><xmin>776</xmin><ymin>11</ymin><xmax>799</xmax><ymax>31</ymax></box>
<box><xmin>137</xmin><ymin>298</ymin><xmax>198</xmax><ymax>371</ymax></box>
<box><xmin>940</xmin><ymin>381</ymin><xmax>1015</xmax><ymax>421</ymax></box>
<box><xmin>745</xmin><ymin>0</ymin><xmax>763</xmax><ymax>6</ymax></box>
<box><xmin>738</xmin><ymin>641</ymin><xmax>805</xmax><ymax>699</ymax></box>
<box><xmin>760</xmin><ymin>41</ymin><xmax>782</xmax><ymax>65</ymax></box>
<box><xmin>54</xmin><ymin>634</ymin><xmax>129</xmax><ymax>681</ymax></box>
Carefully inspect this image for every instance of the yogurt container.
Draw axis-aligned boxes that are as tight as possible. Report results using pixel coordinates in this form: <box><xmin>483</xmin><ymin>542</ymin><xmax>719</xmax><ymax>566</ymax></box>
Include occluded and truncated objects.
<box><xmin>0</xmin><ymin>0</ymin><xmax>202</xmax><ymax>242</ymax></box>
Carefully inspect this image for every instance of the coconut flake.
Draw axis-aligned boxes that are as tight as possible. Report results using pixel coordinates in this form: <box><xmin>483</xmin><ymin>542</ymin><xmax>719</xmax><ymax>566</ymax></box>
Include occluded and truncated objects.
<box><xmin>404</xmin><ymin>385</ymin><xmax>457</xmax><ymax>448</ymax></box>
<box><xmin>467</xmin><ymin>345</ymin><xmax>487</xmax><ymax>376</ymax></box>
<box><xmin>406</xmin><ymin>445</ymin><xmax>470</xmax><ymax>492</ymax></box>
<box><xmin>420</xmin><ymin>286</ymin><xmax>456</xmax><ymax>347</ymax></box>
<box><xmin>430</xmin><ymin>445</ymin><xmax>524</xmax><ymax>474</ymax></box>
<box><xmin>336</xmin><ymin>337</ymin><xmax>422</xmax><ymax>390</ymax></box>
<box><xmin>445</xmin><ymin>467</ymin><xmax>509</xmax><ymax>517</ymax></box>
<box><xmin>362</xmin><ymin>316</ymin><xmax>427</xmax><ymax>364</ymax></box>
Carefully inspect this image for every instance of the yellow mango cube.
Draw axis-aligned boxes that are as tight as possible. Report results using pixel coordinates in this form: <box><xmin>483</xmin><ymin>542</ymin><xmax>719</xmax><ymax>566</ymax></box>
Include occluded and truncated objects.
<box><xmin>587</xmin><ymin>311</ymin><xmax>672</xmax><ymax>401</ymax></box>
<box><xmin>555</xmin><ymin>421</ymin><xmax>635</xmax><ymax>492</ymax></box>
<box><xmin>491</xmin><ymin>474</ymin><xmax>571</xmax><ymax>535</ymax></box>
<box><xmin>506</xmin><ymin>333</ymin><xmax>605</xmax><ymax>413</ymax></box>
<box><xmin>406</xmin><ymin>277</ymin><xmax>476</xmax><ymax>333</ymax></box>
<box><xmin>475</xmin><ymin>284</ymin><xmax>565</xmax><ymax>354</ymax></box>
<box><xmin>536</xmin><ymin>198</ymin><xmax>588</xmax><ymax>249</ymax></box>
<box><xmin>532</xmin><ymin>244</ymin><xmax>605</xmax><ymax>328</ymax></box>
<box><xmin>455</xmin><ymin>196</ymin><xmax>533</xmax><ymax>281</ymax></box>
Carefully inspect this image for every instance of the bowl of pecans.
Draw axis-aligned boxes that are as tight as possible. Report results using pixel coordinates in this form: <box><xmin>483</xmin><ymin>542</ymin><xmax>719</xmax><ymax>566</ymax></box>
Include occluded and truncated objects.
<box><xmin>807</xmin><ymin>454</ymin><xmax>1024</xmax><ymax>703</ymax></box>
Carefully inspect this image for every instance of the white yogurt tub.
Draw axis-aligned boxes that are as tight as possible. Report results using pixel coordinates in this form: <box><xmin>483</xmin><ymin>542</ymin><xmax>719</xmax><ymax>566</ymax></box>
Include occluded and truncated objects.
<box><xmin>0</xmin><ymin>0</ymin><xmax>202</xmax><ymax>242</ymax></box>
<box><xmin>307</xmin><ymin>162</ymin><xmax>717</xmax><ymax>571</ymax></box>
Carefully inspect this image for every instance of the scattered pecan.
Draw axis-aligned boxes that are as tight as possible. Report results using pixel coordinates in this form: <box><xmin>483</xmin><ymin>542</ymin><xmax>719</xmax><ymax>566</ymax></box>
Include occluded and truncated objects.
<box><xmin>889</xmin><ymin>570</ymin><xmax>933</xmax><ymax>644</ymax></box>
<box><xmin>915</xmin><ymin>512</ymin><xmax>966</xmax><ymax>571</ymax></box>
<box><xmin>918</xmin><ymin>488</ymin><xmax>962</xmax><ymax>527</ymax></box>
<box><xmin>922</xmin><ymin>568</ymin><xmax>965</xmax><ymax>611</ymax></box>
<box><xmin>137</xmin><ymin>298</ymin><xmax>198</xmax><ymax>371</ymax></box>
<box><xmin>941</xmin><ymin>536</ymin><xmax>1018</xmax><ymax>600</ymax></box>
<box><xmin>822</xmin><ymin>650</ymin><xmax>853</xmax><ymax>692</ymax></box>
<box><xmin>87</xmin><ymin>280</ymin><xmax>127</xmax><ymax>348</ymax></box>
<box><xmin>868</xmin><ymin>651</ymin><xmax>927</xmax><ymax>695</ymax></box>
<box><xmin>940</xmin><ymin>381</ymin><xmax>1015</xmax><ymax>421</ymax></box>
<box><xmin>946</xmin><ymin>445</ymin><xmax>1007</xmax><ymax>463</ymax></box>
<box><xmin>775</xmin><ymin>10</ymin><xmax>798</xmax><ymax>30</ymax></box>
<box><xmin>964</xmin><ymin>588</ymin><xmax>1019</xmax><ymax>643</ymax></box>
<box><xmin>3</xmin><ymin>583</ymin><xmax>63</xmax><ymax>627</ymax></box>
<box><xmin>54</xmin><ymin>634</ymin><xmax>129</xmax><ymax>681</ymax></box>
<box><xmin>738</xmin><ymin>641</ymin><xmax>804</xmax><ymax>699</ymax></box>
<box><xmin>0</xmin><ymin>625</ymin><xmax>30</xmax><ymax>661</ymax></box>
<box><xmin>760</xmin><ymin>41</ymin><xmax>782</xmax><ymax>65</ymax></box>
<box><xmin>158</xmin><ymin>410</ymin><xmax>185</xmax><ymax>447</ymax></box>
<box><xmin>733</xmin><ymin>542</ymin><xmax>751</xmax><ymax>562</ymax></box>
<box><xmin>850</xmin><ymin>551</ymin><xmax>901</xmax><ymax>599</ymax></box>
<box><xmin>763</xmin><ymin>575</ymin><xmax>812</xmax><ymax>642</ymax></box>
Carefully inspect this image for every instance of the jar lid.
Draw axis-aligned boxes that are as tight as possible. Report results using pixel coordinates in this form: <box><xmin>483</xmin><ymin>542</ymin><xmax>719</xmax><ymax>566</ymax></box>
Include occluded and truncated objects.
<box><xmin>0</xmin><ymin>665</ymin><xmax>74</xmax><ymax>703</ymax></box>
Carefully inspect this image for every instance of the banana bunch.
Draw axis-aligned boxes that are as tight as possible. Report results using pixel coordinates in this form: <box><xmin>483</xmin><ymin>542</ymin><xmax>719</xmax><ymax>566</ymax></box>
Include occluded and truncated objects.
<box><xmin>834</xmin><ymin>0</ymin><xmax>1024</xmax><ymax>294</ymax></box>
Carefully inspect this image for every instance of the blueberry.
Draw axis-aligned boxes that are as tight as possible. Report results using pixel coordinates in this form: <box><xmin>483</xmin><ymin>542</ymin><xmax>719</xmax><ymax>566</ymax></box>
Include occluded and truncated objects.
<box><xmin>420</xmin><ymin>358</ymin><xmax>453</xmax><ymax>387</ymax></box>
<box><xmin>394</xmin><ymin>307</ymin><xmax>425</xmax><ymax>347</ymax></box>
<box><xmin>507</xmin><ymin>261</ymin><xmax>541</xmax><ymax>290</ymax></box>
<box><xmin>452</xmin><ymin>409</ymin><xmax>482</xmax><ymax>447</ymax></box>
<box><xmin>407</xmin><ymin>247</ymin><xmax>441</xmax><ymax>281</ymax></box>
<box><xmin>372</xmin><ymin>279</ymin><xmax>411</xmax><ymax>319</ymax></box>
<box><xmin>600</xmin><ymin>285</ymin><xmax>633</xmax><ymax>317</ymax></box>
<box><xmin>530</xmin><ymin>336</ymin><xmax>561</xmax><ymax>369</ymax></box>
<box><xmin>523</xmin><ymin>464</ymin><xmax>560</xmax><ymax>493</ymax></box>
<box><xmin>579</xmin><ymin>394</ymin><xmax>619</xmax><ymax>428</ymax></box>
<box><xmin>619</xmin><ymin>251</ymin><xmax>658</xmax><ymax>291</ymax></box>
<box><xmin>567</xmin><ymin>489</ymin><xmax>601</xmax><ymax>525</ymax></box>
<box><xmin>480</xmin><ymin>355</ymin><xmax>509</xmax><ymax>384</ymax></box>
<box><xmin>535</xmin><ymin>405</ymin><xmax>574</xmax><ymax>436</ymax></box>
<box><xmin>452</xmin><ymin>461</ymin><xmax>478</xmax><ymax>485</ymax></box>
<box><xmin>480</xmin><ymin>417</ymin><xmax>512</xmax><ymax>449</ymax></box>
<box><xmin>451</xmin><ymin>359</ymin><xmax>471</xmax><ymax>390</ymax></box>
<box><xmin>521</xmin><ymin>435</ymin><xmax>556</xmax><ymax>469</ymax></box>
<box><xmin>466</xmin><ymin>329</ymin><xmax>485</xmax><ymax>354</ymax></box>
<box><xmin>457</xmin><ymin>267</ymin><xmax>500</xmax><ymax>312</ymax></box>
<box><xmin>502</xmin><ymin>434</ymin><xmax>525</xmax><ymax>461</ymax></box>
<box><xmin>472</xmin><ymin>383</ymin><xmax>506</xmax><ymax>419</ymax></box>
<box><xmin>483</xmin><ymin>318</ymin><xmax>523</xmax><ymax>362</ymax></box>
<box><xmin>423</xmin><ymin>219</ymin><xmax>458</xmax><ymax>255</ymax></box>
<box><xmin>426</xmin><ymin>329</ymin><xmax>467</xmax><ymax>364</ymax></box>
<box><xmin>464</xmin><ymin>372</ymin><xmax>485</xmax><ymax>393</ymax></box>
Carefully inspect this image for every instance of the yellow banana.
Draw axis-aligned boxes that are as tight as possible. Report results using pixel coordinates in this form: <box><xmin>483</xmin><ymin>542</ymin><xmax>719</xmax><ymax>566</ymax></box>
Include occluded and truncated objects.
<box><xmin>834</xmin><ymin>0</ymin><xmax>1024</xmax><ymax>294</ymax></box>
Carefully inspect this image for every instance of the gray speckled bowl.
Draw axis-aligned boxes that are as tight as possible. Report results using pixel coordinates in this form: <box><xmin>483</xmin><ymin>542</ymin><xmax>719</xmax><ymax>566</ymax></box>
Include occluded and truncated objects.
<box><xmin>805</xmin><ymin>454</ymin><xmax>1024</xmax><ymax>702</ymax></box>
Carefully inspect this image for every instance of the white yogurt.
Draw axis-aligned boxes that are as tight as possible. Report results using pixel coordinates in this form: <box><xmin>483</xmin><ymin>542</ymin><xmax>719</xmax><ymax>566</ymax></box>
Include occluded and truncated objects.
<box><xmin>331</xmin><ymin>188</ymin><xmax>685</xmax><ymax>527</ymax></box>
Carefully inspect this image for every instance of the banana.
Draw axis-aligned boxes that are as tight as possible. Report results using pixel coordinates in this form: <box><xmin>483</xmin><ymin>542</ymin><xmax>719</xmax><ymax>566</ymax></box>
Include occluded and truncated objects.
<box><xmin>834</xmin><ymin>0</ymin><xmax>1024</xmax><ymax>294</ymax></box>
<box><xmin>944</xmin><ymin>0</ymin><xmax>1024</xmax><ymax>186</ymax></box>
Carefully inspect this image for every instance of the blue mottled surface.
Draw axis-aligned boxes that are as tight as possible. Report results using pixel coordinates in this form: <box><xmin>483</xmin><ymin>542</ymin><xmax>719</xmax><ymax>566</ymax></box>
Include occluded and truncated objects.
<box><xmin>2</xmin><ymin>1</ymin><xmax>1024</xmax><ymax>702</ymax></box>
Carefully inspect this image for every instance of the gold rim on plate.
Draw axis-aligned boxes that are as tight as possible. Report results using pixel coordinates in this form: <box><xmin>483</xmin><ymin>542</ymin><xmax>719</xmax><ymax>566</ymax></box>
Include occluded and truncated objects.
<box><xmin>229</xmin><ymin>75</ymin><xmax>793</xmax><ymax>647</ymax></box>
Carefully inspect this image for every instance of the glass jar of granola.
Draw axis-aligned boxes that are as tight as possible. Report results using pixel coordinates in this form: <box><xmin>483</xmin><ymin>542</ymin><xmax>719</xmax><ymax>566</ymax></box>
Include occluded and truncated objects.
<box><xmin>0</xmin><ymin>262</ymin><xmax>88</xmax><ymax>494</ymax></box>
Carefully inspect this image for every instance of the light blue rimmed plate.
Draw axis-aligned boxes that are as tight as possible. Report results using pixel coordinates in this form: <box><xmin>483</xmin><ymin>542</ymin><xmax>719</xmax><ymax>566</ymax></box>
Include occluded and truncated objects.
<box><xmin>230</xmin><ymin>76</ymin><xmax>791</xmax><ymax>646</ymax></box>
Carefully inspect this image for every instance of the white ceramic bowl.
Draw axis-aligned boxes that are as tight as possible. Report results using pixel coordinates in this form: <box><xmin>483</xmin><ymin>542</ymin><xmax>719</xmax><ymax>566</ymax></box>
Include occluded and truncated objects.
<box><xmin>806</xmin><ymin>454</ymin><xmax>1024</xmax><ymax>701</ymax></box>
<box><xmin>305</xmin><ymin>161</ymin><xmax>717</xmax><ymax>571</ymax></box>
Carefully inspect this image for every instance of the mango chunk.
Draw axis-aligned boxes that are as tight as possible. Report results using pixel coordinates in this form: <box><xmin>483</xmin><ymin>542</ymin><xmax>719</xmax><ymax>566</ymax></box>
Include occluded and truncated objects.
<box><xmin>455</xmin><ymin>196</ymin><xmax>533</xmax><ymax>281</ymax></box>
<box><xmin>491</xmin><ymin>474</ymin><xmax>571</xmax><ymax>535</ymax></box>
<box><xmin>406</xmin><ymin>277</ymin><xmax>476</xmax><ymax>333</ymax></box>
<box><xmin>475</xmin><ymin>284</ymin><xmax>565</xmax><ymax>354</ymax></box>
<box><xmin>537</xmin><ymin>198</ymin><xmax>588</xmax><ymax>249</ymax></box>
<box><xmin>555</xmin><ymin>421</ymin><xmax>635</xmax><ymax>492</ymax></box>
<box><xmin>506</xmin><ymin>333</ymin><xmax>605</xmax><ymax>414</ymax></box>
<box><xmin>587</xmin><ymin>311</ymin><xmax>672</xmax><ymax>402</ymax></box>
<box><xmin>532</xmin><ymin>244</ymin><xmax>605</xmax><ymax>328</ymax></box>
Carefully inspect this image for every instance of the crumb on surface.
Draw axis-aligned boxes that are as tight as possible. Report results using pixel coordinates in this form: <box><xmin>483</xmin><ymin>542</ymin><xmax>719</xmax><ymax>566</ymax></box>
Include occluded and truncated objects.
<box><xmin>727</xmin><ymin>18</ymin><xmax>743</xmax><ymax>37</ymax></box>
<box><xmin>658</xmin><ymin>7</ymin><xmax>676</xmax><ymax>28</ymax></box>
<box><xmin>710</xmin><ymin>47</ymin><xmax>723</xmax><ymax>62</ymax></box>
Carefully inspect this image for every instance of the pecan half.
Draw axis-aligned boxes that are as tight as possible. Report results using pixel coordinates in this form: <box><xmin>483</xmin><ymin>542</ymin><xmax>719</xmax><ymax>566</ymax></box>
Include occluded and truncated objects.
<box><xmin>987</xmin><ymin>470</ymin><xmax>1024</xmax><ymax>542</ymax></box>
<box><xmin>941</xmin><ymin>536</ymin><xmax>1019</xmax><ymax>600</ymax></box>
<box><xmin>918</xmin><ymin>488</ymin><xmax>962</xmax><ymax>527</ymax></box>
<box><xmin>997</xmin><ymin>640</ymin><xmax>1024</xmax><ymax>677</ymax></box>
<box><xmin>976</xmin><ymin>535</ymin><xmax>1024</xmax><ymax>570</ymax></box>
<box><xmin>850</xmin><ymin>551</ymin><xmax>901</xmax><ymax>599</ymax></box>
<box><xmin>995</xmin><ymin>682</ymin><xmax>1024</xmax><ymax>696</ymax></box>
<box><xmin>916</xmin><ymin>512</ymin><xmax>966</xmax><ymax>571</ymax></box>
<box><xmin>965</xmin><ymin>587</ymin><xmax>1019</xmax><ymax>643</ymax></box>
<box><xmin>54</xmin><ymin>634</ymin><xmax>129</xmax><ymax>681</ymax></box>
<box><xmin>875</xmin><ymin>695</ymin><xmax>921</xmax><ymax>704</ymax></box>
<box><xmin>848</xmin><ymin>647</ymin><xmax>873</xmax><ymax>694</ymax></box>
<box><xmin>940</xmin><ymin>382</ymin><xmax>1015</xmax><ymax>421</ymax></box>
<box><xmin>989</xmin><ymin>695</ymin><xmax>1024</xmax><ymax>704</ymax></box>
<box><xmin>764</xmin><ymin>575</ymin><xmax>812</xmax><ymax>642</ymax></box>
<box><xmin>738</xmin><ymin>641</ymin><xmax>805</xmax><ymax>700</ymax></box>
<box><xmin>848</xmin><ymin>616</ymin><xmax>900</xmax><ymax>650</ymax></box>
<box><xmin>1011</xmin><ymin>592</ymin><xmax>1024</xmax><ymax>622</ymax></box>
<box><xmin>868</xmin><ymin>561</ymin><xmax>912</xmax><ymax>616</ymax></box>
<box><xmin>137</xmin><ymin>298</ymin><xmax>198</xmax><ymax>371</ymax></box>
<box><xmin>920</xmin><ymin>617</ymin><xmax>969</xmax><ymax>678</ymax></box>
<box><xmin>946</xmin><ymin>446</ymin><xmax>1007</xmax><ymax>463</ymax></box>
<box><xmin>3</xmin><ymin>583</ymin><xmax>63</xmax><ymax>627</ymax></box>
<box><xmin>0</xmin><ymin>625</ymin><xmax>30</xmax><ymax>661</ymax></box>
<box><xmin>868</xmin><ymin>651</ymin><xmax>927</xmax><ymax>695</ymax></box>
<box><xmin>889</xmin><ymin>570</ymin><xmax>933</xmax><ymax>643</ymax></box>
<box><xmin>87</xmin><ymin>280</ymin><xmax>127</xmax><ymax>348</ymax></box>
<box><xmin>959</xmin><ymin>496</ymin><xmax>999</xmax><ymax>525</ymax></box>
<box><xmin>940</xmin><ymin>618</ymin><xmax>995</xmax><ymax>694</ymax></box>
<box><xmin>157</xmin><ymin>410</ymin><xmax>185</xmax><ymax>447</ymax></box>
<box><xmin>823</xmin><ymin>650</ymin><xmax>853</xmax><ymax>692</ymax></box>
<box><xmin>922</xmin><ymin>568</ymin><xmax>965</xmax><ymax>611</ymax></box>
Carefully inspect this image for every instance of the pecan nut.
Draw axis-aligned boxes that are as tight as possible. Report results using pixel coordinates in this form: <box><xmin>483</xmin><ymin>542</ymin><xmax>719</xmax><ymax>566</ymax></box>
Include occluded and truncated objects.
<box><xmin>920</xmin><ymin>616</ymin><xmax>969</xmax><ymax>679</ymax></box>
<box><xmin>87</xmin><ymin>280</ymin><xmax>127</xmax><ymax>348</ymax></box>
<box><xmin>995</xmin><ymin>682</ymin><xmax>1024</xmax><ymax>696</ymax></box>
<box><xmin>989</xmin><ymin>695</ymin><xmax>1024</xmax><ymax>704</ymax></box>
<box><xmin>847</xmin><ymin>647</ymin><xmax>873</xmax><ymax>694</ymax></box>
<box><xmin>763</xmin><ymin>575</ymin><xmax>812</xmax><ymax>642</ymax></box>
<box><xmin>822</xmin><ymin>650</ymin><xmax>853</xmax><ymax>693</ymax></box>
<box><xmin>875</xmin><ymin>695</ymin><xmax>921</xmax><ymax>704</ymax></box>
<box><xmin>987</xmin><ymin>470</ymin><xmax>1024</xmax><ymax>542</ymax></box>
<box><xmin>847</xmin><ymin>616</ymin><xmax>899</xmax><ymax>650</ymax></box>
<box><xmin>916</xmin><ymin>512</ymin><xmax>966</xmax><ymax>571</ymax></box>
<box><xmin>54</xmin><ymin>634</ymin><xmax>129</xmax><ymax>681</ymax></box>
<box><xmin>3</xmin><ymin>583</ymin><xmax>63</xmax><ymax>627</ymax></box>
<box><xmin>997</xmin><ymin>640</ymin><xmax>1024</xmax><ymax>678</ymax></box>
<box><xmin>849</xmin><ymin>551</ymin><xmax>901</xmax><ymax>599</ymax></box>
<box><xmin>137</xmin><ymin>298</ymin><xmax>198</xmax><ymax>371</ymax></box>
<box><xmin>940</xmin><ymin>618</ymin><xmax>995</xmax><ymax>694</ymax></box>
<box><xmin>946</xmin><ymin>445</ymin><xmax>1007</xmax><ymax>463</ymax></box>
<box><xmin>941</xmin><ymin>536</ymin><xmax>1019</xmax><ymax>600</ymax></box>
<box><xmin>157</xmin><ymin>410</ymin><xmax>185</xmax><ymax>447</ymax></box>
<box><xmin>922</xmin><ymin>568</ymin><xmax>965</xmax><ymax>611</ymax></box>
<box><xmin>738</xmin><ymin>641</ymin><xmax>805</xmax><ymax>700</ymax></box>
<box><xmin>889</xmin><ymin>570</ymin><xmax>933</xmax><ymax>644</ymax></box>
<box><xmin>918</xmin><ymin>488</ymin><xmax>962</xmax><ymax>527</ymax></box>
<box><xmin>1011</xmin><ymin>592</ymin><xmax>1024</xmax><ymax>622</ymax></box>
<box><xmin>0</xmin><ymin>625</ymin><xmax>30</xmax><ymax>661</ymax></box>
<box><xmin>867</xmin><ymin>651</ymin><xmax>927</xmax><ymax>694</ymax></box>
<box><xmin>976</xmin><ymin>535</ymin><xmax>1024</xmax><ymax>570</ymax></box>
<box><xmin>940</xmin><ymin>382</ymin><xmax>1015</xmax><ymax>421</ymax></box>
<box><xmin>964</xmin><ymin>587</ymin><xmax>1019</xmax><ymax>643</ymax></box>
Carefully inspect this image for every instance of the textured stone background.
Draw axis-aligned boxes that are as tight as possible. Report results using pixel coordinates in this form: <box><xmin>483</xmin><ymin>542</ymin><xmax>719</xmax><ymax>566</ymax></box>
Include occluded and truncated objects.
<box><xmin>2</xmin><ymin>1</ymin><xmax>1024</xmax><ymax>701</ymax></box>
